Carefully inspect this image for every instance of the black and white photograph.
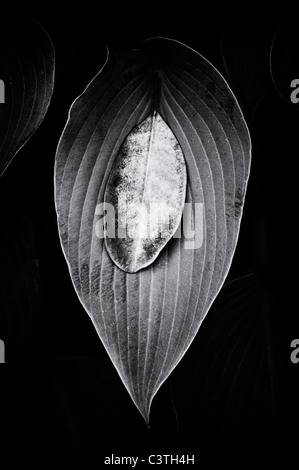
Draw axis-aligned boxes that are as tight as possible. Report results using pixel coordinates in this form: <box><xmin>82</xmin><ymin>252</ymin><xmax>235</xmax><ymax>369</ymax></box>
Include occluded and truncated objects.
<box><xmin>0</xmin><ymin>2</ymin><xmax>298</xmax><ymax>464</ymax></box>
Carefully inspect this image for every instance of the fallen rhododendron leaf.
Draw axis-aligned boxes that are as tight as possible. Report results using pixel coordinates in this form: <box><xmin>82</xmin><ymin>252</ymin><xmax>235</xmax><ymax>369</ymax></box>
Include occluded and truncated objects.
<box><xmin>104</xmin><ymin>110</ymin><xmax>187</xmax><ymax>273</ymax></box>
<box><xmin>54</xmin><ymin>38</ymin><xmax>251</xmax><ymax>422</ymax></box>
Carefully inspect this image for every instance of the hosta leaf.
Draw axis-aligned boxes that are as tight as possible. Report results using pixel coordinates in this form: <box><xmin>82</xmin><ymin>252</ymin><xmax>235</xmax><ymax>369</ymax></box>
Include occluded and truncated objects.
<box><xmin>0</xmin><ymin>16</ymin><xmax>55</xmax><ymax>176</ymax></box>
<box><xmin>55</xmin><ymin>37</ymin><xmax>251</xmax><ymax>422</ymax></box>
<box><xmin>104</xmin><ymin>111</ymin><xmax>187</xmax><ymax>273</ymax></box>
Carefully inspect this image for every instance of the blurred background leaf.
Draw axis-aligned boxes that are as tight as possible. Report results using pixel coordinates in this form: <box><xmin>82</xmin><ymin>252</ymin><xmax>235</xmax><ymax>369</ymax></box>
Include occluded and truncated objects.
<box><xmin>170</xmin><ymin>263</ymin><xmax>298</xmax><ymax>458</ymax></box>
<box><xmin>0</xmin><ymin>15</ymin><xmax>55</xmax><ymax>176</ymax></box>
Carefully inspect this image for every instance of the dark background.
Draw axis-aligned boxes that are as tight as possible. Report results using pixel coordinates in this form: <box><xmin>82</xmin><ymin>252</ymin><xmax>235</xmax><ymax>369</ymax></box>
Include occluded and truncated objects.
<box><xmin>0</xmin><ymin>1</ymin><xmax>298</xmax><ymax>463</ymax></box>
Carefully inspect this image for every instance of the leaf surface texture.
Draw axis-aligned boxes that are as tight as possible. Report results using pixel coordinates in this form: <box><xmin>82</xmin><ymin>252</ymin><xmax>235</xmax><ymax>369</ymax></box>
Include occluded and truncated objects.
<box><xmin>55</xmin><ymin>38</ymin><xmax>251</xmax><ymax>421</ymax></box>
